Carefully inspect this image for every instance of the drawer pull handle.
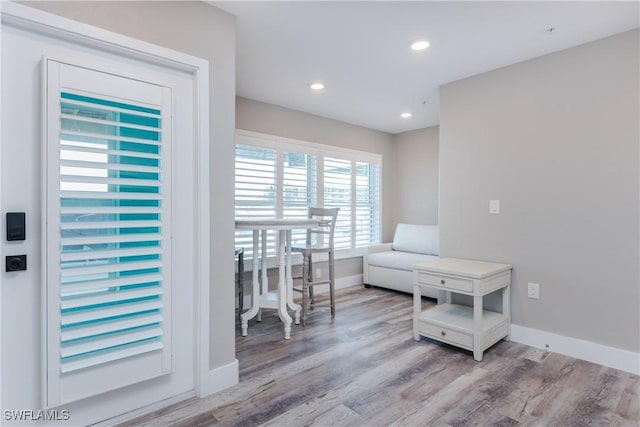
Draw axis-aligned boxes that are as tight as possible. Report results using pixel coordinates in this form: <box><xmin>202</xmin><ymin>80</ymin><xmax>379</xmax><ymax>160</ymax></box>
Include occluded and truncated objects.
<box><xmin>441</xmin><ymin>330</ymin><xmax>446</xmax><ymax>337</ymax></box>
<box><xmin>440</xmin><ymin>279</ymin><xmax>446</xmax><ymax>285</ymax></box>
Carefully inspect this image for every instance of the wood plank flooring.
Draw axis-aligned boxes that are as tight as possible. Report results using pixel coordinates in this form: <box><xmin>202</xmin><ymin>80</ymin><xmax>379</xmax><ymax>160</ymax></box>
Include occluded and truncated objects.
<box><xmin>118</xmin><ymin>287</ymin><xmax>639</xmax><ymax>427</ymax></box>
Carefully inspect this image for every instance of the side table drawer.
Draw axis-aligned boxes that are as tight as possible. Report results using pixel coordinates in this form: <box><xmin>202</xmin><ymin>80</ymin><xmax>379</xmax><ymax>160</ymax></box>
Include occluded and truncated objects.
<box><xmin>416</xmin><ymin>318</ymin><xmax>473</xmax><ymax>349</ymax></box>
<box><xmin>416</xmin><ymin>272</ymin><xmax>473</xmax><ymax>293</ymax></box>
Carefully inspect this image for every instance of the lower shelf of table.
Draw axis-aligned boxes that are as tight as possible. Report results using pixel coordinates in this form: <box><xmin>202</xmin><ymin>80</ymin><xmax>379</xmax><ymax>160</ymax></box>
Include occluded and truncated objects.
<box><xmin>259</xmin><ymin>291</ymin><xmax>279</xmax><ymax>309</ymax></box>
<box><xmin>414</xmin><ymin>303</ymin><xmax>510</xmax><ymax>352</ymax></box>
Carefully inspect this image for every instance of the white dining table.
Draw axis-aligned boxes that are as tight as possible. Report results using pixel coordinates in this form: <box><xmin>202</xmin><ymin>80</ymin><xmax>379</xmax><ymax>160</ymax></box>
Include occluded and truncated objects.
<box><xmin>235</xmin><ymin>218</ymin><xmax>320</xmax><ymax>339</ymax></box>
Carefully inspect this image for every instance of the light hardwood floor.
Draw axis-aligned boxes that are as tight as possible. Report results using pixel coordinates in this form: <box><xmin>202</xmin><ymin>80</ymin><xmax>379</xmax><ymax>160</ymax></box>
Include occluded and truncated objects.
<box><xmin>119</xmin><ymin>287</ymin><xmax>639</xmax><ymax>427</ymax></box>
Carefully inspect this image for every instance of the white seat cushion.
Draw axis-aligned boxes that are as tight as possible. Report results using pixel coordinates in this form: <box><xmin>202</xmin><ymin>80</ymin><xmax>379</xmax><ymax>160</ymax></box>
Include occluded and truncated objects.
<box><xmin>392</xmin><ymin>224</ymin><xmax>439</xmax><ymax>255</ymax></box>
<box><xmin>366</xmin><ymin>251</ymin><xmax>439</xmax><ymax>271</ymax></box>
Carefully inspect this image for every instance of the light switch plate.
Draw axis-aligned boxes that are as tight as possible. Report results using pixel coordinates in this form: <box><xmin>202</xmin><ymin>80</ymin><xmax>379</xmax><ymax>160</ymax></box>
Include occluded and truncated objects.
<box><xmin>489</xmin><ymin>199</ymin><xmax>500</xmax><ymax>214</ymax></box>
<box><xmin>527</xmin><ymin>282</ymin><xmax>540</xmax><ymax>299</ymax></box>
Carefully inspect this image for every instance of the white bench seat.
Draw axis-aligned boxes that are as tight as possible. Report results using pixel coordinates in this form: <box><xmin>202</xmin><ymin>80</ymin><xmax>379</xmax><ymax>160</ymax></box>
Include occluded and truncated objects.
<box><xmin>364</xmin><ymin>224</ymin><xmax>439</xmax><ymax>298</ymax></box>
<box><xmin>366</xmin><ymin>251</ymin><xmax>438</xmax><ymax>272</ymax></box>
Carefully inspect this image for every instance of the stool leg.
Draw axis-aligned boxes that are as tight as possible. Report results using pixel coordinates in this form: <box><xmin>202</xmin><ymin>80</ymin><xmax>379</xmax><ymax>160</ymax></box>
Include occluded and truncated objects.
<box><xmin>329</xmin><ymin>250</ymin><xmax>335</xmax><ymax>317</ymax></box>
<box><xmin>238</xmin><ymin>251</ymin><xmax>244</xmax><ymax>317</ymax></box>
<box><xmin>308</xmin><ymin>256</ymin><xmax>314</xmax><ymax>309</ymax></box>
<box><xmin>302</xmin><ymin>253</ymin><xmax>310</xmax><ymax>325</ymax></box>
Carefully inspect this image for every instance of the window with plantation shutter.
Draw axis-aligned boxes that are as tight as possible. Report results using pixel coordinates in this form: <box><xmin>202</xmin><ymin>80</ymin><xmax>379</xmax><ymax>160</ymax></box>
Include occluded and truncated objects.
<box><xmin>45</xmin><ymin>61</ymin><xmax>172</xmax><ymax>406</ymax></box>
<box><xmin>323</xmin><ymin>157</ymin><xmax>352</xmax><ymax>250</ymax></box>
<box><xmin>283</xmin><ymin>151</ymin><xmax>317</xmax><ymax>247</ymax></box>
<box><xmin>235</xmin><ymin>144</ymin><xmax>277</xmax><ymax>258</ymax></box>
<box><xmin>355</xmin><ymin>162</ymin><xmax>381</xmax><ymax>247</ymax></box>
<box><xmin>234</xmin><ymin>131</ymin><xmax>382</xmax><ymax>258</ymax></box>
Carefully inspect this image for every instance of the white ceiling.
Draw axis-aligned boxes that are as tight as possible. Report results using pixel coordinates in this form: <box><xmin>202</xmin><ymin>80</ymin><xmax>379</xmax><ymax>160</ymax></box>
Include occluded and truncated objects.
<box><xmin>212</xmin><ymin>1</ymin><xmax>639</xmax><ymax>134</ymax></box>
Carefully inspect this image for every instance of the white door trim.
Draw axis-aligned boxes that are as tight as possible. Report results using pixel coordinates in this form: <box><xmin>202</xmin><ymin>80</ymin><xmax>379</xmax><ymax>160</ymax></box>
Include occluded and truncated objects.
<box><xmin>0</xmin><ymin>0</ymin><xmax>211</xmax><ymax>400</ymax></box>
<box><xmin>0</xmin><ymin>5</ymin><xmax>4</xmax><ymax>412</ymax></box>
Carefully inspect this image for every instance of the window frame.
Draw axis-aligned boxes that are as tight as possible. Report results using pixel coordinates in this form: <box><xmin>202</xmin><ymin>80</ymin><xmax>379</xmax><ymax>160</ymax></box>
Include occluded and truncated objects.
<box><xmin>235</xmin><ymin>130</ymin><xmax>383</xmax><ymax>261</ymax></box>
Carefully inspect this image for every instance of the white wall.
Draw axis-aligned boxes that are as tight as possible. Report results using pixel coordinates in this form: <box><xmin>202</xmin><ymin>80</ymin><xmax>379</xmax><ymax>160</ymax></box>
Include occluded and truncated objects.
<box><xmin>439</xmin><ymin>29</ymin><xmax>639</xmax><ymax>353</ymax></box>
<box><xmin>24</xmin><ymin>0</ymin><xmax>238</xmax><ymax>371</ymax></box>
<box><xmin>391</xmin><ymin>126</ymin><xmax>439</xmax><ymax>227</ymax></box>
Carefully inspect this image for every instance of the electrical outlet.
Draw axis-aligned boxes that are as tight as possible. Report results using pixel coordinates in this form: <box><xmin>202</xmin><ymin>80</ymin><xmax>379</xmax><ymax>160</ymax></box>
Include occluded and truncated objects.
<box><xmin>489</xmin><ymin>199</ymin><xmax>500</xmax><ymax>214</ymax></box>
<box><xmin>316</xmin><ymin>268</ymin><xmax>322</xmax><ymax>279</ymax></box>
<box><xmin>527</xmin><ymin>282</ymin><xmax>540</xmax><ymax>299</ymax></box>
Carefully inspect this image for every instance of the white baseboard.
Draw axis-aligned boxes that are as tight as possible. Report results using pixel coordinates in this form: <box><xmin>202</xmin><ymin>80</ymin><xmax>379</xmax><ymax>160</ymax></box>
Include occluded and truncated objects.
<box><xmin>94</xmin><ymin>391</ymin><xmax>196</xmax><ymax>427</ymax></box>
<box><xmin>510</xmin><ymin>324</ymin><xmax>640</xmax><ymax>375</ymax></box>
<box><xmin>311</xmin><ymin>274</ymin><xmax>363</xmax><ymax>294</ymax></box>
<box><xmin>100</xmin><ymin>360</ymin><xmax>240</xmax><ymax>425</ymax></box>
<box><xmin>202</xmin><ymin>359</ymin><xmax>239</xmax><ymax>397</ymax></box>
<box><xmin>339</xmin><ymin>273</ymin><xmax>364</xmax><ymax>288</ymax></box>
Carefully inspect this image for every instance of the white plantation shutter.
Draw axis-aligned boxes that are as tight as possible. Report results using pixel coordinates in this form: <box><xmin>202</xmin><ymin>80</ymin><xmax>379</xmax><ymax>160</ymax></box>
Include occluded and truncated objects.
<box><xmin>323</xmin><ymin>157</ymin><xmax>352</xmax><ymax>250</ymax></box>
<box><xmin>235</xmin><ymin>144</ymin><xmax>277</xmax><ymax>258</ymax></box>
<box><xmin>234</xmin><ymin>132</ymin><xmax>381</xmax><ymax>257</ymax></box>
<box><xmin>282</xmin><ymin>151</ymin><xmax>317</xmax><ymax>247</ymax></box>
<box><xmin>45</xmin><ymin>61</ymin><xmax>172</xmax><ymax>406</ymax></box>
<box><xmin>355</xmin><ymin>162</ymin><xmax>381</xmax><ymax>247</ymax></box>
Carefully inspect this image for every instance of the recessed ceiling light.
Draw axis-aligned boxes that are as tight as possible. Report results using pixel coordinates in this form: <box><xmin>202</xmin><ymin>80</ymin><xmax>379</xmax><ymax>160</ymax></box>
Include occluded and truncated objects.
<box><xmin>310</xmin><ymin>82</ymin><xmax>324</xmax><ymax>91</ymax></box>
<box><xmin>401</xmin><ymin>112</ymin><xmax>412</xmax><ymax>118</ymax></box>
<box><xmin>411</xmin><ymin>40</ymin><xmax>430</xmax><ymax>51</ymax></box>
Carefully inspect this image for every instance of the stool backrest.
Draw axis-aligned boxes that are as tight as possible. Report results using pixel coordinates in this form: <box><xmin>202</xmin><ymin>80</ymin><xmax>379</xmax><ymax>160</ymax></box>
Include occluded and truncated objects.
<box><xmin>307</xmin><ymin>207</ymin><xmax>340</xmax><ymax>248</ymax></box>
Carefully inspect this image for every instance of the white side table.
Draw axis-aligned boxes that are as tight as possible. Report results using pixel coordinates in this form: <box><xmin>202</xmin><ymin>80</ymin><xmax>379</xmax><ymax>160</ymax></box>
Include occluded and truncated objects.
<box><xmin>412</xmin><ymin>258</ymin><xmax>512</xmax><ymax>361</ymax></box>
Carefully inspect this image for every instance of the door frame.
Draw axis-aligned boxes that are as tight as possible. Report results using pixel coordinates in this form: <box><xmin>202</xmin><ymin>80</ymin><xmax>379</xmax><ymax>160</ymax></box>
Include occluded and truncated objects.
<box><xmin>0</xmin><ymin>0</ymin><xmax>211</xmax><ymax>404</ymax></box>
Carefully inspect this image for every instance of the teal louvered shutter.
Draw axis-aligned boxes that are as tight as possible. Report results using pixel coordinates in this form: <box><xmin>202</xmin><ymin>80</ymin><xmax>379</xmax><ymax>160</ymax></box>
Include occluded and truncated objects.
<box><xmin>45</xmin><ymin>61</ymin><xmax>172</xmax><ymax>406</ymax></box>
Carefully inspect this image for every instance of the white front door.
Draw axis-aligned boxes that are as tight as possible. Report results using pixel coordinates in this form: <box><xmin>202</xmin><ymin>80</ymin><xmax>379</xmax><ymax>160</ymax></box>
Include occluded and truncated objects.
<box><xmin>2</xmin><ymin>14</ymin><xmax>199</xmax><ymax>426</ymax></box>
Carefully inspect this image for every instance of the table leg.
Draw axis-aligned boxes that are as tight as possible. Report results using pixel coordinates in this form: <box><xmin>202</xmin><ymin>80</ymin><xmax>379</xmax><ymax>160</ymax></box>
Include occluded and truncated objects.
<box><xmin>285</xmin><ymin>230</ymin><xmax>302</xmax><ymax>324</ymax></box>
<box><xmin>413</xmin><ymin>284</ymin><xmax>421</xmax><ymax>341</ymax></box>
<box><xmin>241</xmin><ymin>229</ymin><xmax>261</xmax><ymax>336</ymax></box>
<box><xmin>257</xmin><ymin>229</ymin><xmax>268</xmax><ymax>322</ymax></box>
<box><xmin>473</xmin><ymin>295</ymin><xmax>483</xmax><ymax>361</ymax></box>
<box><xmin>277</xmin><ymin>229</ymin><xmax>293</xmax><ymax>339</ymax></box>
<box><xmin>503</xmin><ymin>284</ymin><xmax>511</xmax><ymax>341</ymax></box>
